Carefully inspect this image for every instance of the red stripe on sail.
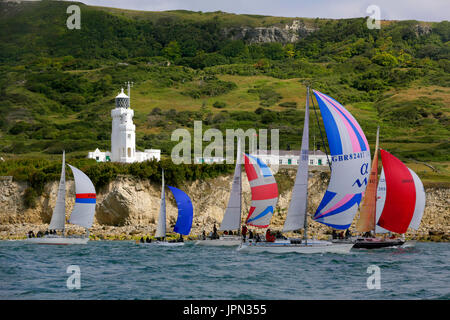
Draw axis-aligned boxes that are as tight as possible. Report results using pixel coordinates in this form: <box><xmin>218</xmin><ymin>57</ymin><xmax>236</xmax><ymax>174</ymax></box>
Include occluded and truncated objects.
<box><xmin>247</xmin><ymin>223</ymin><xmax>269</xmax><ymax>228</ymax></box>
<box><xmin>377</xmin><ymin>149</ymin><xmax>416</xmax><ymax>234</ymax></box>
<box><xmin>246</xmin><ymin>206</ymin><xmax>256</xmax><ymax>223</ymax></box>
<box><xmin>76</xmin><ymin>193</ymin><xmax>96</xmax><ymax>199</ymax></box>
<box><xmin>250</xmin><ymin>183</ymin><xmax>278</xmax><ymax>201</ymax></box>
<box><xmin>244</xmin><ymin>154</ymin><xmax>258</xmax><ymax>181</ymax></box>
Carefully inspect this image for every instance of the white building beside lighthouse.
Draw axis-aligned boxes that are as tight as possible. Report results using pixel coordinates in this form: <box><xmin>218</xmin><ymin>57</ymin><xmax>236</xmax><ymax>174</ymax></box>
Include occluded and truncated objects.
<box><xmin>88</xmin><ymin>85</ymin><xmax>160</xmax><ymax>163</ymax></box>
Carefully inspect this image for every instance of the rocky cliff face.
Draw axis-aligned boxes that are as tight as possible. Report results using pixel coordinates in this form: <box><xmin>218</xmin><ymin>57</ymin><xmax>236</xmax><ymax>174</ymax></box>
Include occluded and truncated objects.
<box><xmin>0</xmin><ymin>171</ymin><xmax>448</xmax><ymax>240</ymax></box>
<box><xmin>224</xmin><ymin>20</ymin><xmax>317</xmax><ymax>44</ymax></box>
<box><xmin>223</xmin><ymin>21</ymin><xmax>433</xmax><ymax>44</ymax></box>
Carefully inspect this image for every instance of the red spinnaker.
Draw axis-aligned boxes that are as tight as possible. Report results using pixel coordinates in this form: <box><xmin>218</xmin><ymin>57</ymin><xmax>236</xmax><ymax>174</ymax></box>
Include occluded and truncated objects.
<box><xmin>377</xmin><ymin>149</ymin><xmax>416</xmax><ymax>233</ymax></box>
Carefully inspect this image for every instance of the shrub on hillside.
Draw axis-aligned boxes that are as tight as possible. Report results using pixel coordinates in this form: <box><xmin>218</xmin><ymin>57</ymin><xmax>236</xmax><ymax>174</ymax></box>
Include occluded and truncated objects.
<box><xmin>183</xmin><ymin>80</ymin><xmax>237</xmax><ymax>98</ymax></box>
<box><xmin>213</xmin><ymin>101</ymin><xmax>227</xmax><ymax>109</ymax></box>
<box><xmin>279</xmin><ymin>101</ymin><xmax>297</xmax><ymax>108</ymax></box>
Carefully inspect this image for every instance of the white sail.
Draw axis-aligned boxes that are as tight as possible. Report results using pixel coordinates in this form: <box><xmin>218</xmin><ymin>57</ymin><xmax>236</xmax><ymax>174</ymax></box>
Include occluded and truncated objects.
<box><xmin>283</xmin><ymin>88</ymin><xmax>309</xmax><ymax>232</ymax></box>
<box><xmin>219</xmin><ymin>138</ymin><xmax>242</xmax><ymax>231</ymax></box>
<box><xmin>375</xmin><ymin>169</ymin><xmax>389</xmax><ymax>234</ymax></box>
<box><xmin>408</xmin><ymin>168</ymin><xmax>426</xmax><ymax>230</ymax></box>
<box><xmin>67</xmin><ymin>164</ymin><xmax>96</xmax><ymax>229</ymax></box>
<box><xmin>155</xmin><ymin>169</ymin><xmax>166</xmax><ymax>238</ymax></box>
<box><xmin>49</xmin><ymin>151</ymin><xmax>66</xmax><ymax>230</ymax></box>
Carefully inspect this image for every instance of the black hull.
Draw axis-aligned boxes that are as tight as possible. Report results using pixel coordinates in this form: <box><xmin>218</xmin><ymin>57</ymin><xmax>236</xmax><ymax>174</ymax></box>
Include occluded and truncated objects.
<box><xmin>352</xmin><ymin>239</ymin><xmax>404</xmax><ymax>249</ymax></box>
<box><xmin>331</xmin><ymin>240</ymin><xmax>354</xmax><ymax>244</ymax></box>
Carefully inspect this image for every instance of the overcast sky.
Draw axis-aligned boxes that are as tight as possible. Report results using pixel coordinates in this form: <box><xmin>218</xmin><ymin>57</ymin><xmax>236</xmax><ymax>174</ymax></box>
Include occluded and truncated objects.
<box><xmin>73</xmin><ymin>0</ymin><xmax>449</xmax><ymax>22</ymax></box>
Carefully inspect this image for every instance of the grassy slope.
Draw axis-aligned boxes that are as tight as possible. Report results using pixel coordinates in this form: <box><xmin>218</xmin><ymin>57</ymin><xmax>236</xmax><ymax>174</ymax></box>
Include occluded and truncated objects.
<box><xmin>94</xmin><ymin>6</ymin><xmax>319</xmax><ymax>27</ymax></box>
<box><xmin>1</xmin><ymin>64</ymin><xmax>448</xmax><ymax>184</ymax></box>
<box><xmin>0</xmin><ymin>2</ymin><xmax>448</xmax><ymax>184</ymax></box>
<box><xmin>133</xmin><ymin>75</ymin><xmax>450</xmax><ymax>185</ymax></box>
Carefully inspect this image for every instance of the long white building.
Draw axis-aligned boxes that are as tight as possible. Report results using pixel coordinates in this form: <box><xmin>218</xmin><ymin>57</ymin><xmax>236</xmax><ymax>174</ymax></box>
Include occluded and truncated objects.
<box><xmin>88</xmin><ymin>87</ymin><xmax>160</xmax><ymax>163</ymax></box>
<box><xmin>195</xmin><ymin>149</ymin><xmax>330</xmax><ymax>166</ymax></box>
<box><xmin>255</xmin><ymin>149</ymin><xmax>330</xmax><ymax>166</ymax></box>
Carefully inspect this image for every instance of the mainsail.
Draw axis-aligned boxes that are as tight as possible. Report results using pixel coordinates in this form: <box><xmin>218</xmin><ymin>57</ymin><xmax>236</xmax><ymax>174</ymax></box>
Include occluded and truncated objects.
<box><xmin>168</xmin><ymin>186</ymin><xmax>193</xmax><ymax>236</ymax></box>
<box><xmin>220</xmin><ymin>138</ymin><xmax>242</xmax><ymax>231</ymax></box>
<box><xmin>244</xmin><ymin>154</ymin><xmax>278</xmax><ymax>228</ymax></box>
<box><xmin>377</xmin><ymin>149</ymin><xmax>417</xmax><ymax>234</ymax></box>
<box><xmin>312</xmin><ymin>90</ymin><xmax>371</xmax><ymax>229</ymax></box>
<box><xmin>67</xmin><ymin>164</ymin><xmax>96</xmax><ymax>229</ymax></box>
<box><xmin>155</xmin><ymin>169</ymin><xmax>166</xmax><ymax>238</ymax></box>
<box><xmin>356</xmin><ymin>127</ymin><xmax>379</xmax><ymax>232</ymax></box>
<box><xmin>283</xmin><ymin>88</ymin><xmax>310</xmax><ymax>232</ymax></box>
<box><xmin>49</xmin><ymin>151</ymin><xmax>66</xmax><ymax>230</ymax></box>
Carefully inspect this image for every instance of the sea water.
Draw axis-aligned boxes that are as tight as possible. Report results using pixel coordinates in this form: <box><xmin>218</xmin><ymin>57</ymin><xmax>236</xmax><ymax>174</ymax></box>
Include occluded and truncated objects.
<box><xmin>0</xmin><ymin>241</ymin><xmax>448</xmax><ymax>300</ymax></box>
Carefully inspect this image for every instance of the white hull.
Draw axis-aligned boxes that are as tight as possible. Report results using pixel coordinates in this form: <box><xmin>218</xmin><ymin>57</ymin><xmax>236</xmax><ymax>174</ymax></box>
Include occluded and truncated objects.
<box><xmin>195</xmin><ymin>235</ymin><xmax>241</xmax><ymax>247</ymax></box>
<box><xmin>237</xmin><ymin>241</ymin><xmax>353</xmax><ymax>254</ymax></box>
<box><xmin>24</xmin><ymin>236</ymin><xmax>89</xmax><ymax>245</ymax></box>
<box><xmin>139</xmin><ymin>241</ymin><xmax>185</xmax><ymax>247</ymax></box>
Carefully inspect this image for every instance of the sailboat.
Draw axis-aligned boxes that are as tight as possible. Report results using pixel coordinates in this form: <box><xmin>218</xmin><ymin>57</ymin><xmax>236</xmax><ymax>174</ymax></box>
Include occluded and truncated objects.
<box><xmin>353</xmin><ymin>130</ymin><xmax>426</xmax><ymax>249</ymax></box>
<box><xmin>237</xmin><ymin>87</ymin><xmax>356</xmax><ymax>254</ymax></box>
<box><xmin>141</xmin><ymin>169</ymin><xmax>193</xmax><ymax>246</ymax></box>
<box><xmin>195</xmin><ymin>138</ymin><xmax>243</xmax><ymax>247</ymax></box>
<box><xmin>25</xmin><ymin>151</ymin><xmax>96</xmax><ymax>245</ymax></box>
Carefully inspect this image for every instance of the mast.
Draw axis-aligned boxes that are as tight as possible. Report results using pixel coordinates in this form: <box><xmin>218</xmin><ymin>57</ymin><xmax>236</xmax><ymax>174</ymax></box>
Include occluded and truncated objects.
<box><xmin>155</xmin><ymin>169</ymin><xmax>166</xmax><ymax>239</ymax></box>
<box><xmin>239</xmin><ymin>138</ymin><xmax>242</xmax><ymax>235</ymax></box>
<box><xmin>49</xmin><ymin>151</ymin><xmax>66</xmax><ymax>233</ymax></box>
<box><xmin>372</xmin><ymin>126</ymin><xmax>380</xmax><ymax>235</ymax></box>
<box><xmin>303</xmin><ymin>87</ymin><xmax>310</xmax><ymax>244</ymax></box>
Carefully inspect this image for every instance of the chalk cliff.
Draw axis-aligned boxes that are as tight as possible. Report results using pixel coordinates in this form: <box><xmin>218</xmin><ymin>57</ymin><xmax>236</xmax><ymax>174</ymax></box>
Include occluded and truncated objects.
<box><xmin>0</xmin><ymin>171</ymin><xmax>448</xmax><ymax>240</ymax></box>
<box><xmin>223</xmin><ymin>20</ymin><xmax>317</xmax><ymax>44</ymax></box>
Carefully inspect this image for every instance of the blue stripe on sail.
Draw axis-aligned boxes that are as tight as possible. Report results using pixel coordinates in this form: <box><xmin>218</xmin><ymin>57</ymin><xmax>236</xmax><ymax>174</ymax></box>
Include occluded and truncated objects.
<box><xmin>75</xmin><ymin>198</ymin><xmax>96</xmax><ymax>204</ymax></box>
<box><xmin>314</xmin><ymin>92</ymin><xmax>342</xmax><ymax>156</ymax></box>
<box><xmin>168</xmin><ymin>186</ymin><xmax>193</xmax><ymax>236</ymax></box>
<box><xmin>246</xmin><ymin>206</ymin><xmax>274</xmax><ymax>223</ymax></box>
<box><xmin>246</xmin><ymin>154</ymin><xmax>272</xmax><ymax>177</ymax></box>
<box><xmin>314</xmin><ymin>220</ymin><xmax>352</xmax><ymax>230</ymax></box>
<box><xmin>325</xmin><ymin>96</ymin><xmax>367</xmax><ymax>152</ymax></box>
<box><xmin>314</xmin><ymin>190</ymin><xmax>337</xmax><ymax>218</ymax></box>
<box><xmin>316</xmin><ymin>193</ymin><xmax>362</xmax><ymax>219</ymax></box>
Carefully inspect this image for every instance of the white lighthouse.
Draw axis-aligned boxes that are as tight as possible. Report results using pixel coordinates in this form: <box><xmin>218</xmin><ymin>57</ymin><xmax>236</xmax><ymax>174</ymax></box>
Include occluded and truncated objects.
<box><xmin>88</xmin><ymin>83</ymin><xmax>161</xmax><ymax>163</ymax></box>
<box><xmin>111</xmin><ymin>87</ymin><xmax>136</xmax><ymax>162</ymax></box>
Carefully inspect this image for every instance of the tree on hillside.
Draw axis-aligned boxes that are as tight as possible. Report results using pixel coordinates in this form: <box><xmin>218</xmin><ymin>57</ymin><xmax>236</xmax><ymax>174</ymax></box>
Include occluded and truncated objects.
<box><xmin>163</xmin><ymin>41</ymin><xmax>182</xmax><ymax>61</ymax></box>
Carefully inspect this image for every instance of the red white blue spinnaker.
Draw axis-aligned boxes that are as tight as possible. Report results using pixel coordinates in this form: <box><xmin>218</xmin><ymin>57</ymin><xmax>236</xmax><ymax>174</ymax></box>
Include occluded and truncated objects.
<box><xmin>244</xmin><ymin>154</ymin><xmax>278</xmax><ymax>228</ymax></box>
<box><xmin>67</xmin><ymin>164</ymin><xmax>96</xmax><ymax>229</ymax></box>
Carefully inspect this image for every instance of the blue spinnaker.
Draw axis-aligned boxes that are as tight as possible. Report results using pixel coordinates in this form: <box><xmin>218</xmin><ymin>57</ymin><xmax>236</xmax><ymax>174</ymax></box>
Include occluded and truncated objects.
<box><xmin>168</xmin><ymin>186</ymin><xmax>193</xmax><ymax>235</ymax></box>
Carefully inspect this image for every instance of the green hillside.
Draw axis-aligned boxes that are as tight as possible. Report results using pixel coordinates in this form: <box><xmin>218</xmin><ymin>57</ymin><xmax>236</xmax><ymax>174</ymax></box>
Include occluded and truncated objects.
<box><xmin>0</xmin><ymin>0</ymin><xmax>449</xmax><ymax>185</ymax></box>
